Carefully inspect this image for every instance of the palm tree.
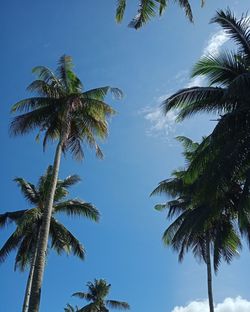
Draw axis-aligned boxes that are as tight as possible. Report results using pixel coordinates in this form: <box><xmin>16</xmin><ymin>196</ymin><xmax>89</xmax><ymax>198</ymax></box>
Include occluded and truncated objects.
<box><xmin>151</xmin><ymin>137</ymin><xmax>241</xmax><ymax>312</ymax></box>
<box><xmin>0</xmin><ymin>166</ymin><xmax>99</xmax><ymax>312</ymax></box>
<box><xmin>162</xmin><ymin>9</ymin><xmax>250</xmax><ymax>201</ymax></box>
<box><xmin>116</xmin><ymin>0</ymin><xmax>205</xmax><ymax>29</ymax></box>
<box><xmin>72</xmin><ymin>279</ymin><xmax>130</xmax><ymax>312</ymax></box>
<box><xmin>10</xmin><ymin>55</ymin><xmax>122</xmax><ymax>312</ymax></box>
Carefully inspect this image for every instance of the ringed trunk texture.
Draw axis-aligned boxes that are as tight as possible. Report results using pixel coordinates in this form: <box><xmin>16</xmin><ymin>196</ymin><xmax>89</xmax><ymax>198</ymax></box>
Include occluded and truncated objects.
<box><xmin>22</xmin><ymin>232</ymin><xmax>39</xmax><ymax>312</ymax></box>
<box><xmin>28</xmin><ymin>142</ymin><xmax>62</xmax><ymax>312</ymax></box>
<box><xmin>206</xmin><ymin>238</ymin><xmax>214</xmax><ymax>312</ymax></box>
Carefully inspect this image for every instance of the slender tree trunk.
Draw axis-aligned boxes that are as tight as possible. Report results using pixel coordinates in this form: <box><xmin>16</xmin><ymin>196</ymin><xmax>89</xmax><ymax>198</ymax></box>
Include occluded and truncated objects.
<box><xmin>28</xmin><ymin>142</ymin><xmax>63</xmax><ymax>312</ymax></box>
<box><xmin>206</xmin><ymin>237</ymin><xmax>214</xmax><ymax>312</ymax></box>
<box><xmin>22</xmin><ymin>232</ymin><xmax>39</xmax><ymax>312</ymax></box>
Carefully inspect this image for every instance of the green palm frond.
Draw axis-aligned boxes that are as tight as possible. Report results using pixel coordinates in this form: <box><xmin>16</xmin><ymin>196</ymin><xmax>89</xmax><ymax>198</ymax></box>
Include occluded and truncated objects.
<box><xmin>128</xmin><ymin>0</ymin><xmax>157</xmax><ymax>29</ymax></box>
<box><xmin>0</xmin><ymin>210</ymin><xmax>27</xmax><ymax>227</ymax></box>
<box><xmin>14</xmin><ymin>232</ymin><xmax>34</xmax><ymax>271</ymax></box>
<box><xmin>163</xmin><ymin>87</ymin><xmax>226</xmax><ymax>121</ymax></box>
<box><xmin>54</xmin><ymin>200</ymin><xmax>99</xmax><ymax>222</ymax></box>
<box><xmin>72</xmin><ymin>292</ymin><xmax>92</xmax><ymax>300</ymax></box>
<box><xmin>50</xmin><ymin>218</ymin><xmax>85</xmax><ymax>259</ymax></box>
<box><xmin>10</xmin><ymin>103</ymin><xmax>59</xmax><ymax>136</ymax></box>
<box><xmin>14</xmin><ymin>178</ymin><xmax>38</xmax><ymax>204</ymax></box>
<box><xmin>211</xmin><ymin>9</ymin><xmax>250</xmax><ymax>61</ymax></box>
<box><xmin>77</xmin><ymin>303</ymin><xmax>98</xmax><ymax>312</ymax></box>
<box><xmin>192</xmin><ymin>52</ymin><xmax>247</xmax><ymax>87</ymax></box>
<box><xmin>11</xmin><ymin>97</ymin><xmax>57</xmax><ymax>113</ymax></box>
<box><xmin>58</xmin><ymin>174</ymin><xmax>81</xmax><ymax>188</ymax></box>
<box><xmin>82</xmin><ymin>87</ymin><xmax>123</xmax><ymax>101</ymax></box>
<box><xmin>106</xmin><ymin>300</ymin><xmax>130</xmax><ymax>310</ymax></box>
<box><xmin>116</xmin><ymin>0</ymin><xmax>127</xmax><ymax>23</ymax></box>
<box><xmin>0</xmin><ymin>230</ymin><xmax>23</xmax><ymax>263</ymax></box>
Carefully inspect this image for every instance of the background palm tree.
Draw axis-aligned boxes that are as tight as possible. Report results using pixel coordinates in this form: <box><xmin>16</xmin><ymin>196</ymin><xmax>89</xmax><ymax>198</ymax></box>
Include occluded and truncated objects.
<box><xmin>162</xmin><ymin>9</ymin><xmax>250</xmax><ymax>202</ymax></box>
<box><xmin>116</xmin><ymin>0</ymin><xmax>205</xmax><ymax>29</ymax></box>
<box><xmin>72</xmin><ymin>279</ymin><xmax>130</xmax><ymax>312</ymax></box>
<box><xmin>10</xmin><ymin>55</ymin><xmax>122</xmax><ymax>312</ymax></box>
<box><xmin>151</xmin><ymin>137</ymin><xmax>241</xmax><ymax>312</ymax></box>
<box><xmin>0</xmin><ymin>166</ymin><xmax>99</xmax><ymax>312</ymax></box>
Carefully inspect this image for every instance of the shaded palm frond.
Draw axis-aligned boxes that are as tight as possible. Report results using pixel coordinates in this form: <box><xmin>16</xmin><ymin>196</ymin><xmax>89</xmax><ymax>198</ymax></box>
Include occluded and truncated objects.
<box><xmin>106</xmin><ymin>300</ymin><xmax>130</xmax><ymax>310</ymax></box>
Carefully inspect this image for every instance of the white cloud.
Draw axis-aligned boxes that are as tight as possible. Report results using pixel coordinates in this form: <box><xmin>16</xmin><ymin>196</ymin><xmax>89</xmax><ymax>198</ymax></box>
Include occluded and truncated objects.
<box><xmin>140</xmin><ymin>105</ymin><xmax>178</xmax><ymax>138</ymax></box>
<box><xmin>172</xmin><ymin>297</ymin><xmax>250</xmax><ymax>312</ymax></box>
<box><xmin>202</xmin><ymin>30</ymin><xmax>228</xmax><ymax>57</ymax></box>
<box><xmin>142</xmin><ymin>30</ymin><xmax>228</xmax><ymax>137</ymax></box>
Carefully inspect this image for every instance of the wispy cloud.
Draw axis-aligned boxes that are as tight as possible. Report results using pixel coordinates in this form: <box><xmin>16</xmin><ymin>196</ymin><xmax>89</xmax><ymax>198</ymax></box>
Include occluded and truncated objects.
<box><xmin>141</xmin><ymin>105</ymin><xmax>178</xmax><ymax>138</ymax></box>
<box><xmin>142</xmin><ymin>30</ymin><xmax>228</xmax><ymax>138</ymax></box>
<box><xmin>171</xmin><ymin>297</ymin><xmax>250</xmax><ymax>312</ymax></box>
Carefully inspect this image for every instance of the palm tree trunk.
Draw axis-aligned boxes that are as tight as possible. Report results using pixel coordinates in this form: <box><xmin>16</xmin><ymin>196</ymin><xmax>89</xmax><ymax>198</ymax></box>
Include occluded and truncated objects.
<box><xmin>206</xmin><ymin>237</ymin><xmax>214</xmax><ymax>312</ymax></box>
<box><xmin>28</xmin><ymin>142</ymin><xmax>63</xmax><ymax>312</ymax></box>
<box><xmin>22</xmin><ymin>232</ymin><xmax>39</xmax><ymax>312</ymax></box>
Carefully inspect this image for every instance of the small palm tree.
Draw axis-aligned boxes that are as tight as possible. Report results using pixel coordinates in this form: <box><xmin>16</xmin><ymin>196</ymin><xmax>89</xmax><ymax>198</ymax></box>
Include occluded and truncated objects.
<box><xmin>72</xmin><ymin>279</ymin><xmax>130</xmax><ymax>312</ymax></box>
<box><xmin>151</xmin><ymin>137</ymin><xmax>241</xmax><ymax>312</ymax></box>
<box><xmin>10</xmin><ymin>55</ymin><xmax>122</xmax><ymax>312</ymax></box>
<box><xmin>0</xmin><ymin>166</ymin><xmax>99</xmax><ymax>312</ymax></box>
<box><xmin>116</xmin><ymin>0</ymin><xmax>205</xmax><ymax>29</ymax></box>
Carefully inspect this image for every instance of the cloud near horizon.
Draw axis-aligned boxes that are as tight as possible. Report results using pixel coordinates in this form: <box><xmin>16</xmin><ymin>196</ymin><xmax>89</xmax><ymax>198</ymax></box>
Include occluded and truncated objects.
<box><xmin>171</xmin><ymin>297</ymin><xmax>250</xmax><ymax>312</ymax></box>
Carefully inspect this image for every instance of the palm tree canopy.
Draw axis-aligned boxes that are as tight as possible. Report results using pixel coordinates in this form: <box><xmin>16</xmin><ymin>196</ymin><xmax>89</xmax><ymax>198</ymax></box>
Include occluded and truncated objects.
<box><xmin>116</xmin><ymin>0</ymin><xmax>205</xmax><ymax>29</ymax></box>
<box><xmin>0</xmin><ymin>166</ymin><xmax>100</xmax><ymax>270</ymax></box>
<box><xmin>162</xmin><ymin>9</ymin><xmax>250</xmax><ymax>198</ymax></box>
<box><xmin>151</xmin><ymin>137</ymin><xmax>242</xmax><ymax>271</ymax></box>
<box><xmin>72</xmin><ymin>279</ymin><xmax>130</xmax><ymax>311</ymax></box>
<box><xmin>10</xmin><ymin>55</ymin><xmax>123</xmax><ymax>160</ymax></box>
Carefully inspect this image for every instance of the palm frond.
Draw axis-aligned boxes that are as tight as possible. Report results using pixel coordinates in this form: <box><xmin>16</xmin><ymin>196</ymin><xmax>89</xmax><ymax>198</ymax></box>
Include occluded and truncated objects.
<box><xmin>14</xmin><ymin>178</ymin><xmax>38</xmax><ymax>204</ymax></box>
<box><xmin>116</xmin><ymin>0</ymin><xmax>127</xmax><ymax>23</ymax></box>
<box><xmin>106</xmin><ymin>300</ymin><xmax>130</xmax><ymax>310</ymax></box>
<box><xmin>192</xmin><ymin>52</ymin><xmax>247</xmax><ymax>87</ymax></box>
<box><xmin>177</xmin><ymin>0</ymin><xmax>193</xmax><ymax>22</ymax></box>
<box><xmin>54</xmin><ymin>200</ymin><xmax>100</xmax><ymax>222</ymax></box>
<box><xmin>50</xmin><ymin>218</ymin><xmax>85</xmax><ymax>259</ymax></box>
<box><xmin>0</xmin><ymin>230</ymin><xmax>23</xmax><ymax>263</ymax></box>
<box><xmin>211</xmin><ymin>9</ymin><xmax>250</xmax><ymax>61</ymax></box>
<box><xmin>128</xmin><ymin>0</ymin><xmax>157</xmax><ymax>29</ymax></box>
<box><xmin>14</xmin><ymin>233</ymin><xmax>34</xmax><ymax>271</ymax></box>
<box><xmin>0</xmin><ymin>210</ymin><xmax>27</xmax><ymax>227</ymax></box>
<box><xmin>162</xmin><ymin>87</ymin><xmax>226</xmax><ymax>121</ymax></box>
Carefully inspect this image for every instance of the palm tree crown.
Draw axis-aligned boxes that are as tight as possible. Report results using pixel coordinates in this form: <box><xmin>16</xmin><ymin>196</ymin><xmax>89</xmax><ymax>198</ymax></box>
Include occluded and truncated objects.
<box><xmin>0</xmin><ymin>165</ymin><xmax>99</xmax><ymax>269</ymax></box>
<box><xmin>72</xmin><ymin>279</ymin><xmax>130</xmax><ymax>312</ymax></box>
<box><xmin>10</xmin><ymin>55</ymin><xmax>122</xmax><ymax>160</ymax></box>
<box><xmin>151</xmin><ymin>136</ymin><xmax>242</xmax><ymax>312</ymax></box>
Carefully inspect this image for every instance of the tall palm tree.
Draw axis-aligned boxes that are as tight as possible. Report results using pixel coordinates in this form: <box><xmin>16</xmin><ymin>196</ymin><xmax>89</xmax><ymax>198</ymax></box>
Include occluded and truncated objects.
<box><xmin>151</xmin><ymin>137</ymin><xmax>241</xmax><ymax>312</ymax></box>
<box><xmin>162</xmin><ymin>9</ymin><xmax>250</xmax><ymax>200</ymax></box>
<box><xmin>72</xmin><ymin>279</ymin><xmax>130</xmax><ymax>312</ymax></box>
<box><xmin>10</xmin><ymin>55</ymin><xmax>122</xmax><ymax>312</ymax></box>
<box><xmin>116</xmin><ymin>0</ymin><xmax>205</xmax><ymax>29</ymax></box>
<box><xmin>0</xmin><ymin>166</ymin><xmax>99</xmax><ymax>312</ymax></box>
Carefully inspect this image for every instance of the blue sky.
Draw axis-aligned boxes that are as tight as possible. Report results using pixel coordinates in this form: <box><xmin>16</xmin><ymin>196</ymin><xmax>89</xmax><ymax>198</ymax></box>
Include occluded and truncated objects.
<box><xmin>1</xmin><ymin>1</ymin><xmax>250</xmax><ymax>311</ymax></box>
